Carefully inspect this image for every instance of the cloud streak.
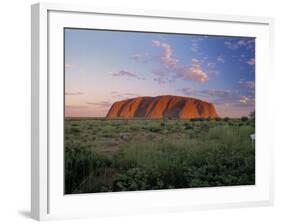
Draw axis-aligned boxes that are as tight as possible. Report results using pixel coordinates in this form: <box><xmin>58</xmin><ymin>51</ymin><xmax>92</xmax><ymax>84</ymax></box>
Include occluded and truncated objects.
<box><xmin>111</xmin><ymin>91</ymin><xmax>139</xmax><ymax>99</ymax></box>
<box><xmin>239</xmin><ymin>80</ymin><xmax>255</xmax><ymax>89</ymax></box>
<box><xmin>86</xmin><ymin>101</ymin><xmax>112</xmax><ymax>107</ymax></box>
<box><xmin>181</xmin><ymin>87</ymin><xmax>232</xmax><ymax>104</ymax></box>
<box><xmin>65</xmin><ymin>105</ymin><xmax>88</xmax><ymax>109</ymax></box>
<box><xmin>111</xmin><ymin>70</ymin><xmax>145</xmax><ymax>80</ymax></box>
<box><xmin>130</xmin><ymin>53</ymin><xmax>151</xmax><ymax>63</ymax></box>
<box><xmin>217</xmin><ymin>55</ymin><xmax>225</xmax><ymax>63</ymax></box>
<box><xmin>65</xmin><ymin>91</ymin><xmax>84</xmax><ymax>96</ymax></box>
<box><xmin>151</xmin><ymin>68</ymin><xmax>176</xmax><ymax>84</ymax></box>
<box><xmin>224</xmin><ymin>38</ymin><xmax>255</xmax><ymax>50</ymax></box>
<box><xmin>180</xmin><ymin>87</ymin><xmax>254</xmax><ymax>108</ymax></box>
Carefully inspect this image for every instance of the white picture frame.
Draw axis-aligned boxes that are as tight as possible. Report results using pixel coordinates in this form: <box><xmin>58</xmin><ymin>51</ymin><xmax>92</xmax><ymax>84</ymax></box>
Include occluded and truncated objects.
<box><xmin>31</xmin><ymin>2</ymin><xmax>274</xmax><ymax>221</ymax></box>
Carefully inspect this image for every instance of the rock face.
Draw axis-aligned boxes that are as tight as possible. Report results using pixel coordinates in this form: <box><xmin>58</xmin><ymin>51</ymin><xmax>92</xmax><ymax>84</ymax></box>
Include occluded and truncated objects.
<box><xmin>106</xmin><ymin>95</ymin><xmax>219</xmax><ymax>119</ymax></box>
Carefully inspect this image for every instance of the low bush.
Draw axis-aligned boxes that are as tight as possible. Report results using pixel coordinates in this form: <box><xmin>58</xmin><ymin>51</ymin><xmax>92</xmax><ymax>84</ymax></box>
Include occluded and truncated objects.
<box><xmin>223</xmin><ymin>117</ymin><xmax>230</xmax><ymax>122</ymax></box>
<box><xmin>149</xmin><ymin>127</ymin><xmax>162</xmax><ymax>132</ymax></box>
<box><xmin>184</xmin><ymin>122</ymin><xmax>193</xmax><ymax>130</ymax></box>
<box><xmin>70</xmin><ymin>127</ymin><xmax>80</xmax><ymax>134</ymax></box>
<box><xmin>65</xmin><ymin>142</ymin><xmax>111</xmax><ymax>194</ymax></box>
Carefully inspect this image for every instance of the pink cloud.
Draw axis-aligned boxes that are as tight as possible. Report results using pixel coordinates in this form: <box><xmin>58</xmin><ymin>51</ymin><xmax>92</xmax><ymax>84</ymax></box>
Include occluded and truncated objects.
<box><xmin>247</xmin><ymin>58</ymin><xmax>255</xmax><ymax>66</ymax></box>
<box><xmin>239</xmin><ymin>96</ymin><xmax>250</xmax><ymax>104</ymax></box>
<box><xmin>152</xmin><ymin>40</ymin><xmax>179</xmax><ymax>68</ymax></box>
<box><xmin>176</xmin><ymin>58</ymin><xmax>208</xmax><ymax>83</ymax></box>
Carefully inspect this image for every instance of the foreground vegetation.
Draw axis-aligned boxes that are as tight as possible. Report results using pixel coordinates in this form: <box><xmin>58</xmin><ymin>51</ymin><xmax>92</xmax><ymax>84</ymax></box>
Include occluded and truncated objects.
<box><xmin>65</xmin><ymin>117</ymin><xmax>255</xmax><ymax>194</ymax></box>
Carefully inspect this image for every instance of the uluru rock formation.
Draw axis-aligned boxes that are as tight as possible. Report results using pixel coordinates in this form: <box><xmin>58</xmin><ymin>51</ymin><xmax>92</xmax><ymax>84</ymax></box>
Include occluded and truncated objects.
<box><xmin>106</xmin><ymin>95</ymin><xmax>219</xmax><ymax>119</ymax></box>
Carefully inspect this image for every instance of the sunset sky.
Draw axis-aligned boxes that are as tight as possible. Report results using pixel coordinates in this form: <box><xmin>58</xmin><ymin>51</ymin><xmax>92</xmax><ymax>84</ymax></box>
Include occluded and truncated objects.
<box><xmin>65</xmin><ymin>28</ymin><xmax>255</xmax><ymax>118</ymax></box>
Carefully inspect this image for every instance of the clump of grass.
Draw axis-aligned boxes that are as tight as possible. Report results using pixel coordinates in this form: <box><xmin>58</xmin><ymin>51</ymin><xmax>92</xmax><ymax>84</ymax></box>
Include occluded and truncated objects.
<box><xmin>70</xmin><ymin>127</ymin><xmax>80</xmax><ymax>134</ymax></box>
<box><xmin>65</xmin><ymin>142</ymin><xmax>111</xmax><ymax>194</ymax></box>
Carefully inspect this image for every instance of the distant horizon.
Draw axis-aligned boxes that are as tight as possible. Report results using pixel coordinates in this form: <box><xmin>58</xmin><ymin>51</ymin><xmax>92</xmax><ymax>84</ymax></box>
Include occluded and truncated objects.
<box><xmin>65</xmin><ymin>28</ymin><xmax>255</xmax><ymax>118</ymax></box>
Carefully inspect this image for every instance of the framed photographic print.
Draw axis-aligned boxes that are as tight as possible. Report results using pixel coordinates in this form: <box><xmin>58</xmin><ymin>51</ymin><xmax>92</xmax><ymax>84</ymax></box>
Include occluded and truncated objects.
<box><xmin>31</xmin><ymin>2</ymin><xmax>274</xmax><ymax>221</ymax></box>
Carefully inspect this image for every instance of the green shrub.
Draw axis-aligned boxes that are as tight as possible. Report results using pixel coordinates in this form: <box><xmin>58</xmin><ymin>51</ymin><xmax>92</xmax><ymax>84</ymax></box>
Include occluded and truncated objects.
<box><xmin>223</xmin><ymin>117</ymin><xmax>230</xmax><ymax>122</ymax></box>
<box><xmin>149</xmin><ymin>127</ymin><xmax>161</xmax><ymax>132</ymax></box>
<box><xmin>113</xmin><ymin>168</ymin><xmax>149</xmax><ymax>191</ymax></box>
<box><xmin>184</xmin><ymin>122</ymin><xmax>193</xmax><ymax>130</ymax></box>
<box><xmin>70</xmin><ymin>127</ymin><xmax>80</xmax><ymax>134</ymax></box>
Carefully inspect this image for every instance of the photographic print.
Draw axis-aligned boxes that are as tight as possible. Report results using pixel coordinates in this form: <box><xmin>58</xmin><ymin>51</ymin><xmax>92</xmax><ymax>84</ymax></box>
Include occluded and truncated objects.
<box><xmin>64</xmin><ymin>28</ymin><xmax>255</xmax><ymax>194</ymax></box>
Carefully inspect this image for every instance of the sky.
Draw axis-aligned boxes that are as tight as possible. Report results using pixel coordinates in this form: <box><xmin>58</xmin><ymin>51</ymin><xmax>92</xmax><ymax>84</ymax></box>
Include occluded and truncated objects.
<box><xmin>64</xmin><ymin>28</ymin><xmax>255</xmax><ymax>118</ymax></box>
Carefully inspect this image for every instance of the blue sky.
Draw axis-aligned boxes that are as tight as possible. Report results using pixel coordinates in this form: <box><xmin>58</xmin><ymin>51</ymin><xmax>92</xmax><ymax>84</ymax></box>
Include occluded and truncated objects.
<box><xmin>65</xmin><ymin>28</ymin><xmax>255</xmax><ymax>117</ymax></box>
